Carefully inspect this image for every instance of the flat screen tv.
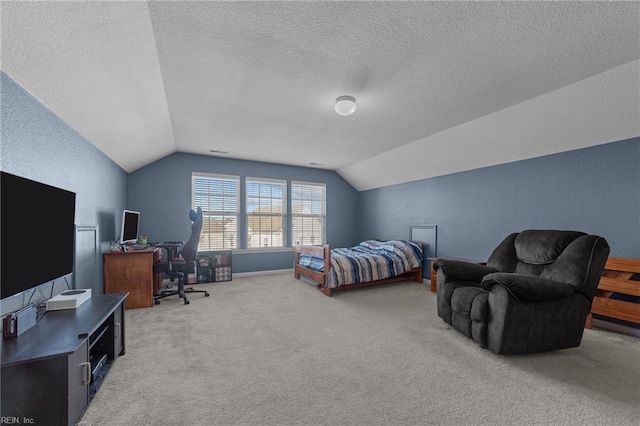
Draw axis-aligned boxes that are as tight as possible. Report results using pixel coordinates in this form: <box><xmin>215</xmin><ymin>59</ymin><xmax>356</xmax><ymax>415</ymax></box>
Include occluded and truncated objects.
<box><xmin>120</xmin><ymin>210</ymin><xmax>140</xmax><ymax>244</ymax></box>
<box><xmin>1</xmin><ymin>172</ymin><xmax>76</xmax><ymax>300</ymax></box>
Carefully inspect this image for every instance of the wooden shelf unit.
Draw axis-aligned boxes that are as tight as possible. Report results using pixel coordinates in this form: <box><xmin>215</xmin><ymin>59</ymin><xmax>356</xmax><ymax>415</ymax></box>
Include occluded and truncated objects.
<box><xmin>196</xmin><ymin>250</ymin><xmax>232</xmax><ymax>283</ymax></box>
<box><xmin>585</xmin><ymin>257</ymin><xmax>640</xmax><ymax>329</ymax></box>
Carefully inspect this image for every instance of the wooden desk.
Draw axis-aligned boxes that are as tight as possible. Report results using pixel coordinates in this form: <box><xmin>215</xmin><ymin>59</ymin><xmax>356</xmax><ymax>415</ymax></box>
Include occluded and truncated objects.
<box><xmin>586</xmin><ymin>257</ymin><xmax>640</xmax><ymax>329</ymax></box>
<box><xmin>104</xmin><ymin>248</ymin><xmax>162</xmax><ymax>309</ymax></box>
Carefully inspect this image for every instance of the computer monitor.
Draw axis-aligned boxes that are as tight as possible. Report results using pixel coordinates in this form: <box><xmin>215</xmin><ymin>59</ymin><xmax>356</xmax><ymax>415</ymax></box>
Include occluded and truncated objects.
<box><xmin>120</xmin><ymin>210</ymin><xmax>140</xmax><ymax>244</ymax></box>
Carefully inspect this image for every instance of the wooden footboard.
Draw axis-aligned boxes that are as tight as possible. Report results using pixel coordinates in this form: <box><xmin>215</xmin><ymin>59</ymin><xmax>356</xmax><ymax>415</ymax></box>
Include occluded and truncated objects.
<box><xmin>294</xmin><ymin>243</ymin><xmax>424</xmax><ymax>297</ymax></box>
<box><xmin>294</xmin><ymin>244</ymin><xmax>331</xmax><ymax>285</ymax></box>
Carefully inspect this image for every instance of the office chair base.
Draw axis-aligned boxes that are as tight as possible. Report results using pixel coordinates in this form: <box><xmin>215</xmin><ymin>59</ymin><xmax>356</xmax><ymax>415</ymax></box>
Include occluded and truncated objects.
<box><xmin>154</xmin><ymin>282</ymin><xmax>190</xmax><ymax>305</ymax></box>
<box><xmin>184</xmin><ymin>287</ymin><xmax>210</xmax><ymax>297</ymax></box>
<box><xmin>154</xmin><ymin>298</ymin><xmax>189</xmax><ymax>305</ymax></box>
<box><xmin>154</xmin><ymin>292</ymin><xmax>189</xmax><ymax>305</ymax></box>
<box><xmin>153</xmin><ymin>283</ymin><xmax>209</xmax><ymax>305</ymax></box>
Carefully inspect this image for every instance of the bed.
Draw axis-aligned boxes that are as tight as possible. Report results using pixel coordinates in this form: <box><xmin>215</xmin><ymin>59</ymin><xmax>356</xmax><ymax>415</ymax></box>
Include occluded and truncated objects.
<box><xmin>294</xmin><ymin>240</ymin><xmax>424</xmax><ymax>296</ymax></box>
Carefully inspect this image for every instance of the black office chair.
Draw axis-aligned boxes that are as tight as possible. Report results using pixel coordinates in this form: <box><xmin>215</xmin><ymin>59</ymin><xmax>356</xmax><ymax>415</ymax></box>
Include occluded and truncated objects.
<box><xmin>154</xmin><ymin>207</ymin><xmax>210</xmax><ymax>305</ymax></box>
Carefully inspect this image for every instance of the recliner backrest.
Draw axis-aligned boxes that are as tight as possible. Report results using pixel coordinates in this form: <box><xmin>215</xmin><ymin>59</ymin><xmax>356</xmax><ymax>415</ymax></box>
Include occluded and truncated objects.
<box><xmin>540</xmin><ymin>235</ymin><xmax>610</xmax><ymax>300</ymax></box>
<box><xmin>487</xmin><ymin>229</ymin><xmax>610</xmax><ymax>299</ymax></box>
<box><xmin>488</xmin><ymin>230</ymin><xmax>584</xmax><ymax>275</ymax></box>
<box><xmin>512</xmin><ymin>230</ymin><xmax>586</xmax><ymax>276</ymax></box>
<box><xmin>486</xmin><ymin>232</ymin><xmax>519</xmax><ymax>272</ymax></box>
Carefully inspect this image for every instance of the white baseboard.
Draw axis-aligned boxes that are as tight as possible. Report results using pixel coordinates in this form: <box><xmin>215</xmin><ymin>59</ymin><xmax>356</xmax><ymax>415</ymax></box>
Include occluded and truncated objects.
<box><xmin>234</xmin><ymin>268</ymin><xmax>293</xmax><ymax>277</ymax></box>
<box><xmin>239</xmin><ymin>269</ymin><xmax>428</xmax><ymax>282</ymax></box>
<box><xmin>591</xmin><ymin>318</ymin><xmax>640</xmax><ymax>338</ymax></box>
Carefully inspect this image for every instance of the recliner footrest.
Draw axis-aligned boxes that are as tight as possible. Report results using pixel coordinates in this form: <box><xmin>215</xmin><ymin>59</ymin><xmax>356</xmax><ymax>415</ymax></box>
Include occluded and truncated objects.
<box><xmin>450</xmin><ymin>286</ymin><xmax>489</xmax><ymax>346</ymax></box>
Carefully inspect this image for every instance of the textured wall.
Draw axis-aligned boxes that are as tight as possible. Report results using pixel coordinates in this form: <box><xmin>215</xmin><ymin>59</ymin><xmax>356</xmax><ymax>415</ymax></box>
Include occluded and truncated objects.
<box><xmin>127</xmin><ymin>153</ymin><xmax>359</xmax><ymax>273</ymax></box>
<box><xmin>3</xmin><ymin>62</ymin><xmax>638</xmax><ymax>302</ymax></box>
<box><xmin>358</xmin><ymin>137</ymin><xmax>640</xmax><ymax>259</ymax></box>
<box><xmin>0</xmin><ymin>72</ymin><xmax>127</xmax><ymax>310</ymax></box>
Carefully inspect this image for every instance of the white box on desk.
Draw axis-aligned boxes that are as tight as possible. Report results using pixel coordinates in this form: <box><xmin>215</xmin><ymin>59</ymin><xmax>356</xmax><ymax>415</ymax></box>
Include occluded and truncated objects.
<box><xmin>46</xmin><ymin>289</ymin><xmax>92</xmax><ymax>311</ymax></box>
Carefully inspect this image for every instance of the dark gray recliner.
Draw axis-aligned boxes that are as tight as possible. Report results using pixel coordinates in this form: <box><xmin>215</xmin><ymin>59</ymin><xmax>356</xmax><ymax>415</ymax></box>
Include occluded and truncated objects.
<box><xmin>435</xmin><ymin>230</ymin><xmax>610</xmax><ymax>354</ymax></box>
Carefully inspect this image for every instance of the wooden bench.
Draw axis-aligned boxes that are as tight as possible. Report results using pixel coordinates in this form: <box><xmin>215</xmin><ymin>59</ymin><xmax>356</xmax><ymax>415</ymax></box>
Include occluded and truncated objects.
<box><xmin>585</xmin><ymin>257</ymin><xmax>640</xmax><ymax>329</ymax></box>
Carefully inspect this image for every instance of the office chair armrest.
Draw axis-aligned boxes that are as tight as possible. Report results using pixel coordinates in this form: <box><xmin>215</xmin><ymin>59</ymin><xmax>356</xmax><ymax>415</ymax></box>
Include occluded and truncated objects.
<box><xmin>186</xmin><ymin>259</ymin><xmax>197</xmax><ymax>271</ymax></box>
<box><xmin>172</xmin><ymin>257</ymin><xmax>197</xmax><ymax>274</ymax></box>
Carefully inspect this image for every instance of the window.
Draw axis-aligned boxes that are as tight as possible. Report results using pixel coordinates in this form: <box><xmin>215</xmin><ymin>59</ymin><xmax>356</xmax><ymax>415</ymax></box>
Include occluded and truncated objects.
<box><xmin>192</xmin><ymin>173</ymin><xmax>239</xmax><ymax>250</ymax></box>
<box><xmin>291</xmin><ymin>182</ymin><xmax>326</xmax><ymax>246</ymax></box>
<box><xmin>246</xmin><ymin>178</ymin><xmax>286</xmax><ymax>248</ymax></box>
<box><xmin>192</xmin><ymin>174</ymin><xmax>327</xmax><ymax>250</ymax></box>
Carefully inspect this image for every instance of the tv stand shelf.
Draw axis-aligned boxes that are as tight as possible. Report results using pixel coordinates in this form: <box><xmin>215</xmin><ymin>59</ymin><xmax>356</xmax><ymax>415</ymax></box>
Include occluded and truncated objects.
<box><xmin>1</xmin><ymin>293</ymin><xmax>128</xmax><ymax>426</ymax></box>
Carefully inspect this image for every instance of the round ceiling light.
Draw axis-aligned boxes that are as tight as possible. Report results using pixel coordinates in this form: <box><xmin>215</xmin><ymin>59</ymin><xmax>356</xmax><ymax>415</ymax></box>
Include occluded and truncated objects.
<box><xmin>334</xmin><ymin>95</ymin><xmax>357</xmax><ymax>116</ymax></box>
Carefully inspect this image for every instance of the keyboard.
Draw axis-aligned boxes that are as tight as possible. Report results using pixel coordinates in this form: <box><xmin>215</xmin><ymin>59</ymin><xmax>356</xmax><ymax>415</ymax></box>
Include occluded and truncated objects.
<box><xmin>131</xmin><ymin>244</ymin><xmax>150</xmax><ymax>250</ymax></box>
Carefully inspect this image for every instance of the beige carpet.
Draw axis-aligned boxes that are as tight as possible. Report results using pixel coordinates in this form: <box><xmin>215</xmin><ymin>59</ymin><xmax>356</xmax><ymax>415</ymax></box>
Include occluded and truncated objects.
<box><xmin>81</xmin><ymin>273</ymin><xmax>640</xmax><ymax>425</ymax></box>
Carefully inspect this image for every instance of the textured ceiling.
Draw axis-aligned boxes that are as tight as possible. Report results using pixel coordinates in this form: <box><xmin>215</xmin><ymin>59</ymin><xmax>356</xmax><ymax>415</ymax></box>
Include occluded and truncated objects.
<box><xmin>2</xmin><ymin>1</ymin><xmax>639</xmax><ymax>189</ymax></box>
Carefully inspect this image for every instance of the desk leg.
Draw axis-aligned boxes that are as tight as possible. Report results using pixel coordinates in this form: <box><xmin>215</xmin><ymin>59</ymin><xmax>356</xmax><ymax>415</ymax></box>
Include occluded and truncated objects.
<box><xmin>153</xmin><ymin>273</ymin><xmax>162</xmax><ymax>296</ymax></box>
<box><xmin>153</xmin><ymin>249</ymin><xmax>163</xmax><ymax>296</ymax></box>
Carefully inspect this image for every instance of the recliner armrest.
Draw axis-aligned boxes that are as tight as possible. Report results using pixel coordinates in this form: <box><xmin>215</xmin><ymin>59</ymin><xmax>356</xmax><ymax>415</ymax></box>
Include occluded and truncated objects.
<box><xmin>434</xmin><ymin>259</ymin><xmax>496</xmax><ymax>282</ymax></box>
<box><xmin>481</xmin><ymin>273</ymin><xmax>574</xmax><ymax>303</ymax></box>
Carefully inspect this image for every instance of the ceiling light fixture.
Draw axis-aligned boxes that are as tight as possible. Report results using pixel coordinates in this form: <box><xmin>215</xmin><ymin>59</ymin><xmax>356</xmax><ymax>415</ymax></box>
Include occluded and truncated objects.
<box><xmin>334</xmin><ymin>95</ymin><xmax>357</xmax><ymax>116</ymax></box>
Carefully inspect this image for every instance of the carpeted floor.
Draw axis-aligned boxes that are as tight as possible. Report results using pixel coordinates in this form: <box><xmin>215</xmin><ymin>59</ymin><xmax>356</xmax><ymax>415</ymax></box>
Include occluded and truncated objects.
<box><xmin>80</xmin><ymin>273</ymin><xmax>640</xmax><ymax>425</ymax></box>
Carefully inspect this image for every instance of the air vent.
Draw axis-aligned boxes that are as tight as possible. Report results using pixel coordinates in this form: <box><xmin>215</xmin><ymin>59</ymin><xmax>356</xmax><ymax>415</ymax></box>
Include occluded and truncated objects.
<box><xmin>209</xmin><ymin>150</ymin><xmax>229</xmax><ymax>155</ymax></box>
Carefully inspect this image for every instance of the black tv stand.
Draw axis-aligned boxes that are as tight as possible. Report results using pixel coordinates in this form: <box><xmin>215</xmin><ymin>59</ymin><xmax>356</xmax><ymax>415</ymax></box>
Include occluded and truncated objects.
<box><xmin>1</xmin><ymin>293</ymin><xmax>128</xmax><ymax>426</ymax></box>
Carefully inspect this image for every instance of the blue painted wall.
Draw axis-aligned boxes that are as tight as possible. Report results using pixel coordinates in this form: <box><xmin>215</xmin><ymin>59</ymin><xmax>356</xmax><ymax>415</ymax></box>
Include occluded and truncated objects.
<box><xmin>358</xmin><ymin>137</ymin><xmax>640</xmax><ymax>259</ymax></box>
<box><xmin>127</xmin><ymin>153</ymin><xmax>359</xmax><ymax>273</ymax></box>
<box><xmin>3</xmin><ymin>67</ymin><xmax>638</xmax><ymax>287</ymax></box>
<box><xmin>0</xmin><ymin>72</ymin><xmax>127</xmax><ymax>303</ymax></box>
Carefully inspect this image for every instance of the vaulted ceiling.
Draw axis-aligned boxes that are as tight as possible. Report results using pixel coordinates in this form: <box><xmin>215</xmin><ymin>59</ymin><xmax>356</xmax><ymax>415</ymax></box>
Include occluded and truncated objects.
<box><xmin>2</xmin><ymin>1</ymin><xmax>639</xmax><ymax>190</ymax></box>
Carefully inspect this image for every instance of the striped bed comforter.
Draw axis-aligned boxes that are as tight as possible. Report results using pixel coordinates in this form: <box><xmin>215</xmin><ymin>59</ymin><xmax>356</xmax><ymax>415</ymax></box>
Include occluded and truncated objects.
<box><xmin>298</xmin><ymin>240</ymin><xmax>423</xmax><ymax>289</ymax></box>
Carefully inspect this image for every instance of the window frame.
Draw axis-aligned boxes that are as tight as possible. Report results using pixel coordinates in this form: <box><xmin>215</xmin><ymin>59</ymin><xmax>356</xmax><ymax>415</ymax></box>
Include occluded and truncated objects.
<box><xmin>192</xmin><ymin>172</ymin><xmax>240</xmax><ymax>251</ymax></box>
<box><xmin>291</xmin><ymin>181</ymin><xmax>326</xmax><ymax>246</ymax></box>
<box><xmin>245</xmin><ymin>177</ymin><xmax>287</xmax><ymax>249</ymax></box>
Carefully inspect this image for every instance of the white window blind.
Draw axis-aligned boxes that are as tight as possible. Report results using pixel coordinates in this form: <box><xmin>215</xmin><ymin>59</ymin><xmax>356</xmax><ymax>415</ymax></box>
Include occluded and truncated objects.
<box><xmin>291</xmin><ymin>181</ymin><xmax>326</xmax><ymax>246</ymax></box>
<box><xmin>246</xmin><ymin>178</ymin><xmax>286</xmax><ymax>248</ymax></box>
<box><xmin>192</xmin><ymin>173</ymin><xmax>239</xmax><ymax>250</ymax></box>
